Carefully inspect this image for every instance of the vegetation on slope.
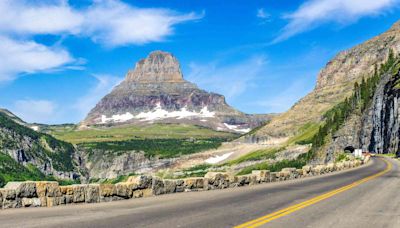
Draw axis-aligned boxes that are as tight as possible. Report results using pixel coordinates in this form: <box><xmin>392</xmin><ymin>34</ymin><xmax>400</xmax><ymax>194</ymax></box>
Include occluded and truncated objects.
<box><xmin>227</xmin><ymin>147</ymin><xmax>284</xmax><ymax>165</ymax></box>
<box><xmin>0</xmin><ymin>111</ymin><xmax>81</xmax><ymax>186</ymax></box>
<box><xmin>50</xmin><ymin>123</ymin><xmax>236</xmax><ymax>144</ymax></box>
<box><xmin>80</xmin><ymin>138</ymin><xmax>228</xmax><ymax>159</ymax></box>
<box><xmin>0</xmin><ymin>153</ymin><xmax>79</xmax><ymax>187</ymax></box>
<box><xmin>236</xmin><ymin>156</ymin><xmax>307</xmax><ymax>175</ymax></box>
<box><xmin>0</xmin><ymin>153</ymin><xmax>48</xmax><ymax>187</ymax></box>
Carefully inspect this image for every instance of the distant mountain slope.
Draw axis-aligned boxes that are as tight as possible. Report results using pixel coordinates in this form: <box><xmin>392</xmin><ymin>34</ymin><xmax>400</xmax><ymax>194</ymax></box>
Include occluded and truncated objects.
<box><xmin>246</xmin><ymin>20</ymin><xmax>400</xmax><ymax>144</ymax></box>
<box><xmin>80</xmin><ymin>51</ymin><xmax>271</xmax><ymax>133</ymax></box>
<box><xmin>0</xmin><ymin>109</ymin><xmax>84</xmax><ymax>185</ymax></box>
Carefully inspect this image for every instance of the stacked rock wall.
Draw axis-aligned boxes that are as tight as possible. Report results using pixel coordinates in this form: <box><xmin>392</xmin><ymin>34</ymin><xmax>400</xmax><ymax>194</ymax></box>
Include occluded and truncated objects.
<box><xmin>0</xmin><ymin>158</ymin><xmax>368</xmax><ymax>210</ymax></box>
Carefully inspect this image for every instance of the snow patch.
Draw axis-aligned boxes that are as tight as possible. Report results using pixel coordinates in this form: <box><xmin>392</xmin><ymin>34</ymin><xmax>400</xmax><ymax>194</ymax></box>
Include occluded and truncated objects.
<box><xmin>99</xmin><ymin>104</ymin><xmax>216</xmax><ymax>124</ymax></box>
<box><xmin>30</xmin><ymin>126</ymin><xmax>39</xmax><ymax>131</ymax></box>
<box><xmin>205</xmin><ymin>152</ymin><xmax>234</xmax><ymax>164</ymax></box>
<box><xmin>101</xmin><ymin>112</ymin><xmax>134</xmax><ymax>123</ymax></box>
<box><xmin>134</xmin><ymin>104</ymin><xmax>215</xmax><ymax>122</ymax></box>
<box><xmin>223</xmin><ymin>123</ymin><xmax>251</xmax><ymax>133</ymax></box>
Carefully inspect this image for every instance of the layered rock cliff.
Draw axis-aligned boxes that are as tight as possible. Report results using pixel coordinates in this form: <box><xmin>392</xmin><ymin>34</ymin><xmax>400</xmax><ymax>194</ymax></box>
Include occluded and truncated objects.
<box><xmin>325</xmin><ymin>59</ymin><xmax>400</xmax><ymax>161</ymax></box>
<box><xmin>81</xmin><ymin>51</ymin><xmax>270</xmax><ymax>133</ymax></box>
<box><xmin>247</xmin><ymin>20</ymin><xmax>400</xmax><ymax>144</ymax></box>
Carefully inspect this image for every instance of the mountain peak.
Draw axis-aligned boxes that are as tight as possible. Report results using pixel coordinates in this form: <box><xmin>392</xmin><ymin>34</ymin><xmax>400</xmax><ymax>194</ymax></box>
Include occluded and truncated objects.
<box><xmin>125</xmin><ymin>50</ymin><xmax>184</xmax><ymax>83</ymax></box>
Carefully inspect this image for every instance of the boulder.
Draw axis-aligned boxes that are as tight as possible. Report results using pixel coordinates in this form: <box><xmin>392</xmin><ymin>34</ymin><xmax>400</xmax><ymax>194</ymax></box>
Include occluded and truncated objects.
<box><xmin>152</xmin><ymin>177</ymin><xmax>165</xmax><ymax>195</ymax></box>
<box><xmin>46</xmin><ymin>197</ymin><xmax>62</xmax><ymax>207</ymax></box>
<box><xmin>99</xmin><ymin>184</ymin><xmax>116</xmax><ymax>197</ymax></box>
<box><xmin>175</xmin><ymin>179</ymin><xmax>185</xmax><ymax>192</ymax></box>
<box><xmin>36</xmin><ymin>181</ymin><xmax>60</xmax><ymax>198</ymax></box>
<box><xmin>60</xmin><ymin>186</ymin><xmax>74</xmax><ymax>195</ymax></box>
<box><xmin>21</xmin><ymin>198</ymin><xmax>41</xmax><ymax>207</ymax></box>
<box><xmin>204</xmin><ymin>172</ymin><xmax>229</xmax><ymax>189</ymax></box>
<box><xmin>269</xmin><ymin>172</ymin><xmax>278</xmax><ymax>182</ymax></box>
<box><xmin>252</xmin><ymin>170</ymin><xmax>270</xmax><ymax>182</ymax></box>
<box><xmin>4</xmin><ymin>181</ymin><xmax>37</xmax><ymax>198</ymax></box>
<box><xmin>183</xmin><ymin>178</ymin><xmax>204</xmax><ymax>190</ymax></box>
<box><xmin>133</xmin><ymin>189</ymin><xmax>153</xmax><ymax>198</ymax></box>
<box><xmin>72</xmin><ymin>185</ymin><xmax>86</xmax><ymax>203</ymax></box>
<box><xmin>3</xmin><ymin>197</ymin><xmax>21</xmax><ymax>209</ymax></box>
<box><xmin>0</xmin><ymin>188</ymin><xmax>16</xmax><ymax>200</ymax></box>
<box><xmin>85</xmin><ymin>184</ymin><xmax>100</xmax><ymax>203</ymax></box>
<box><xmin>236</xmin><ymin>175</ymin><xmax>249</xmax><ymax>186</ymax></box>
<box><xmin>0</xmin><ymin>189</ymin><xmax>19</xmax><ymax>209</ymax></box>
<box><xmin>296</xmin><ymin>169</ymin><xmax>304</xmax><ymax>177</ymax></box>
<box><xmin>126</xmin><ymin>175</ymin><xmax>153</xmax><ymax>190</ymax></box>
<box><xmin>302</xmin><ymin>165</ymin><xmax>312</xmax><ymax>174</ymax></box>
<box><xmin>115</xmin><ymin>182</ymin><xmax>133</xmax><ymax>198</ymax></box>
<box><xmin>64</xmin><ymin>195</ymin><xmax>74</xmax><ymax>204</ymax></box>
<box><xmin>163</xmin><ymin>180</ymin><xmax>177</xmax><ymax>193</ymax></box>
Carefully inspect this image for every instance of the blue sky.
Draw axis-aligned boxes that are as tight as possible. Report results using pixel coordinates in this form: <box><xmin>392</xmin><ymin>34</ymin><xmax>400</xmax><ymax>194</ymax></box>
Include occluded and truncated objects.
<box><xmin>0</xmin><ymin>0</ymin><xmax>399</xmax><ymax>124</ymax></box>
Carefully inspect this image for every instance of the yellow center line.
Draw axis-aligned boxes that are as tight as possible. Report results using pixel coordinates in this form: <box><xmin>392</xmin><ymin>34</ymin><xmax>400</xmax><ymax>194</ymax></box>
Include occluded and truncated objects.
<box><xmin>235</xmin><ymin>158</ymin><xmax>392</xmax><ymax>228</ymax></box>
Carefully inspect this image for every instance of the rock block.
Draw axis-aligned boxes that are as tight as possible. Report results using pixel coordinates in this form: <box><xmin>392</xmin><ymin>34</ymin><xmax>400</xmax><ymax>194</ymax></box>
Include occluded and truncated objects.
<box><xmin>4</xmin><ymin>181</ymin><xmax>37</xmax><ymax>198</ymax></box>
<box><xmin>72</xmin><ymin>184</ymin><xmax>86</xmax><ymax>203</ymax></box>
<box><xmin>99</xmin><ymin>184</ymin><xmax>116</xmax><ymax>197</ymax></box>
<box><xmin>22</xmin><ymin>198</ymin><xmax>41</xmax><ymax>207</ymax></box>
<box><xmin>163</xmin><ymin>180</ymin><xmax>177</xmax><ymax>193</ymax></box>
<box><xmin>60</xmin><ymin>186</ymin><xmax>74</xmax><ymax>195</ymax></box>
<box><xmin>115</xmin><ymin>182</ymin><xmax>133</xmax><ymax>198</ymax></box>
<box><xmin>85</xmin><ymin>184</ymin><xmax>100</xmax><ymax>203</ymax></box>
<box><xmin>126</xmin><ymin>175</ymin><xmax>152</xmax><ymax>190</ymax></box>
<box><xmin>152</xmin><ymin>177</ymin><xmax>165</xmax><ymax>195</ymax></box>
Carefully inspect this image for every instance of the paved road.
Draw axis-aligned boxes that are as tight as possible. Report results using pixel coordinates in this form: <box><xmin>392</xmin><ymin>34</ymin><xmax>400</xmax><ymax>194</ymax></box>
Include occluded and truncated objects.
<box><xmin>0</xmin><ymin>157</ymin><xmax>398</xmax><ymax>228</ymax></box>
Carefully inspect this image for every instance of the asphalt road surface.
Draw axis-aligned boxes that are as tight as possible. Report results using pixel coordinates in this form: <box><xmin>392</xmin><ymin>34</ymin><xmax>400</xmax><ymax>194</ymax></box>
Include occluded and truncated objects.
<box><xmin>0</xmin><ymin>157</ymin><xmax>398</xmax><ymax>228</ymax></box>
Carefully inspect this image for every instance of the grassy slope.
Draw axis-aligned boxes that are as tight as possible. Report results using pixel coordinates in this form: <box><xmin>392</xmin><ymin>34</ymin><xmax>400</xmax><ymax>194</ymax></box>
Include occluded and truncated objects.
<box><xmin>228</xmin><ymin>123</ymin><xmax>319</xmax><ymax>166</ymax></box>
<box><xmin>51</xmin><ymin>123</ymin><xmax>236</xmax><ymax>144</ymax></box>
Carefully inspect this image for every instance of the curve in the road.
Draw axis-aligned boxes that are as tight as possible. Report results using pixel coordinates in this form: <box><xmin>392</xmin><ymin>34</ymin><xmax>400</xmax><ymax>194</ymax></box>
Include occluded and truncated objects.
<box><xmin>235</xmin><ymin>158</ymin><xmax>392</xmax><ymax>228</ymax></box>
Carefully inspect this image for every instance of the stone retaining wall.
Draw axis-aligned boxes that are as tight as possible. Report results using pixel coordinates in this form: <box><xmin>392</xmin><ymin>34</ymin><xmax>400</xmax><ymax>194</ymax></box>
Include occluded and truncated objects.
<box><xmin>0</xmin><ymin>158</ymin><xmax>368</xmax><ymax>210</ymax></box>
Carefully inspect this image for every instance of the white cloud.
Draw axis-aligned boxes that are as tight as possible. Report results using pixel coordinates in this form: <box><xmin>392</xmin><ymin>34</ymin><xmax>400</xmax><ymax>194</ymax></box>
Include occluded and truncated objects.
<box><xmin>0</xmin><ymin>0</ymin><xmax>83</xmax><ymax>35</ymax></box>
<box><xmin>0</xmin><ymin>36</ymin><xmax>74</xmax><ymax>81</ymax></box>
<box><xmin>275</xmin><ymin>0</ymin><xmax>398</xmax><ymax>42</ymax></box>
<box><xmin>0</xmin><ymin>0</ymin><xmax>202</xmax><ymax>46</ymax></box>
<box><xmin>13</xmin><ymin>99</ymin><xmax>57</xmax><ymax>123</ymax></box>
<box><xmin>257</xmin><ymin>8</ymin><xmax>271</xmax><ymax>20</ymax></box>
<box><xmin>74</xmin><ymin>74</ymin><xmax>122</xmax><ymax>117</ymax></box>
<box><xmin>187</xmin><ymin>56</ymin><xmax>267</xmax><ymax>100</ymax></box>
<box><xmin>0</xmin><ymin>0</ymin><xmax>201</xmax><ymax>81</ymax></box>
<box><xmin>83</xmin><ymin>0</ymin><xmax>203</xmax><ymax>46</ymax></box>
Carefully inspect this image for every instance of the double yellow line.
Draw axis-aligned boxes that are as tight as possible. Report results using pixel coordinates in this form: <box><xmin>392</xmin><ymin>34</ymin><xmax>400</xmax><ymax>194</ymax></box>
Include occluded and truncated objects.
<box><xmin>235</xmin><ymin>158</ymin><xmax>392</xmax><ymax>228</ymax></box>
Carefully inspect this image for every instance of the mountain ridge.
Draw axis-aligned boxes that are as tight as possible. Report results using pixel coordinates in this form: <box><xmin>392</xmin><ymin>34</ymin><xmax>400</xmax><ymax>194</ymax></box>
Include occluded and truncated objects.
<box><xmin>246</xmin><ymin>20</ymin><xmax>400</xmax><ymax>144</ymax></box>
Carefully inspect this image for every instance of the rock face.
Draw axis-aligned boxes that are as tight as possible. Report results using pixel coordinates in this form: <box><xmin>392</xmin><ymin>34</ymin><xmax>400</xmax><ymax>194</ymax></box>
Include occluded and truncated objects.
<box><xmin>82</xmin><ymin>149</ymin><xmax>173</xmax><ymax>179</ymax></box>
<box><xmin>321</xmin><ymin>58</ymin><xmax>400</xmax><ymax>162</ymax></box>
<box><xmin>81</xmin><ymin>51</ymin><xmax>270</xmax><ymax>133</ymax></box>
<box><xmin>361</xmin><ymin>69</ymin><xmax>400</xmax><ymax>155</ymax></box>
<box><xmin>248</xmin><ymin>21</ymin><xmax>400</xmax><ymax>143</ymax></box>
<box><xmin>0</xmin><ymin>110</ymin><xmax>85</xmax><ymax>182</ymax></box>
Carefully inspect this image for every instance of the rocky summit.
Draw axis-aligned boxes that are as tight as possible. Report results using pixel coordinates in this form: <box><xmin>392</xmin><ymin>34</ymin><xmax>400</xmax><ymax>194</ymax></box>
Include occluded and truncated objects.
<box><xmin>81</xmin><ymin>51</ymin><xmax>270</xmax><ymax>133</ymax></box>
